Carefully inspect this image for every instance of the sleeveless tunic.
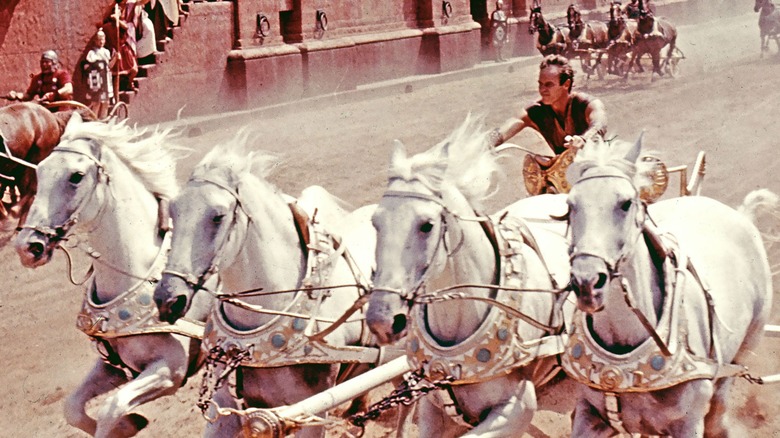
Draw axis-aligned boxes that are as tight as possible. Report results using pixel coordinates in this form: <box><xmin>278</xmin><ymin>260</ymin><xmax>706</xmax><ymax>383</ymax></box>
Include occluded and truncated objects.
<box><xmin>526</xmin><ymin>92</ymin><xmax>605</xmax><ymax>155</ymax></box>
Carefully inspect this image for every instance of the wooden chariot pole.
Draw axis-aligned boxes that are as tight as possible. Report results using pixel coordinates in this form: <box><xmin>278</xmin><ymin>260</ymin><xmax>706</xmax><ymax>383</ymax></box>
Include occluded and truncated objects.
<box><xmin>241</xmin><ymin>356</ymin><xmax>412</xmax><ymax>438</ymax></box>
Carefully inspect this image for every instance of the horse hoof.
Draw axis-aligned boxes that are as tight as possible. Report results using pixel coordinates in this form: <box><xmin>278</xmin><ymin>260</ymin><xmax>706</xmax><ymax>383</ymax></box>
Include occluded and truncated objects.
<box><xmin>114</xmin><ymin>413</ymin><xmax>149</xmax><ymax>437</ymax></box>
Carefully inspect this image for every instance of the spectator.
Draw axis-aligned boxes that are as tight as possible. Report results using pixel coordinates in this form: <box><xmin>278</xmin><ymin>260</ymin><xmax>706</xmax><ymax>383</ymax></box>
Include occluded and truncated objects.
<box><xmin>84</xmin><ymin>29</ymin><xmax>116</xmax><ymax>119</ymax></box>
<box><xmin>103</xmin><ymin>1</ymin><xmax>139</xmax><ymax>91</ymax></box>
<box><xmin>8</xmin><ymin>50</ymin><xmax>74</xmax><ymax>103</ymax></box>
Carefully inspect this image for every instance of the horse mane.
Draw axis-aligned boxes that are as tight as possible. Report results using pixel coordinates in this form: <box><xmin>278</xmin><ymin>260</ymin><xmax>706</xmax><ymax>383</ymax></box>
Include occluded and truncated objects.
<box><xmin>60</xmin><ymin>118</ymin><xmax>181</xmax><ymax>199</ymax></box>
<box><xmin>192</xmin><ymin>127</ymin><xmax>280</xmax><ymax>189</ymax></box>
<box><xmin>567</xmin><ymin>136</ymin><xmax>656</xmax><ymax>193</ymax></box>
<box><xmin>388</xmin><ymin>114</ymin><xmax>502</xmax><ymax>211</ymax></box>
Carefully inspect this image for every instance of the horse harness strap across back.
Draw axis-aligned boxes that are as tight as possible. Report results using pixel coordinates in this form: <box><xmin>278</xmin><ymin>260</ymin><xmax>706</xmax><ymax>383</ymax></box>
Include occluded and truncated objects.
<box><xmin>202</xmin><ymin>202</ymin><xmax>395</xmax><ymax>368</ymax></box>
<box><xmin>561</xmin><ymin>229</ymin><xmax>749</xmax><ymax>434</ymax></box>
<box><xmin>407</xmin><ymin>214</ymin><xmax>568</xmax><ymax>376</ymax></box>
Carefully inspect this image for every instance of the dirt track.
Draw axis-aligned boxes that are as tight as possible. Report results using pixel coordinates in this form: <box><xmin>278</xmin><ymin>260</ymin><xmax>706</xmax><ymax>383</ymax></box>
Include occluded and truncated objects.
<box><xmin>1</xmin><ymin>8</ymin><xmax>780</xmax><ymax>438</ymax></box>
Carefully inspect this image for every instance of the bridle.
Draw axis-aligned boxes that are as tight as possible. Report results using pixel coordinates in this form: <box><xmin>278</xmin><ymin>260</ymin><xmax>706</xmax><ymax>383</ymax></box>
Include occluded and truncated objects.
<box><xmin>161</xmin><ymin>176</ymin><xmax>254</xmax><ymax>293</ymax></box>
<box><xmin>567</xmin><ymin>171</ymin><xmax>646</xmax><ymax>278</ymax></box>
<box><xmin>371</xmin><ymin>187</ymin><xmax>489</xmax><ymax>303</ymax></box>
<box><xmin>528</xmin><ymin>9</ymin><xmax>543</xmax><ymax>34</ymax></box>
<box><xmin>19</xmin><ymin>141</ymin><xmax>112</xmax><ymax>244</ymax></box>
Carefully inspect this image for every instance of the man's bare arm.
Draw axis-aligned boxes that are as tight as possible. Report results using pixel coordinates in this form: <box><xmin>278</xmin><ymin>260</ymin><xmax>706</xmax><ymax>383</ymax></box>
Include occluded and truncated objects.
<box><xmin>489</xmin><ymin>112</ymin><xmax>534</xmax><ymax>147</ymax></box>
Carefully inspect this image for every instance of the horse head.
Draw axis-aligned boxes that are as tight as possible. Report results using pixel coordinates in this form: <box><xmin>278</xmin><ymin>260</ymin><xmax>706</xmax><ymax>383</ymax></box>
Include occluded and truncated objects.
<box><xmin>609</xmin><ymin>2</ymin><xmax>623</xmax><ymax>24</ymax></box>
<box><xmin>567</xmin><ymin>4</ymin><xmax>583</xmax><ymax>32</ymax></box>
<box><xmin>367</xmin><ymin>116</ymin><xmax>500</xmax><ymax>345</ymax></box>
<box><xmin>637</xmin><ymin>8</ymin><xmax>655</xmax><ymax>35</ymax></box>
<box><xmin>565</xmin><ymin>135</ymin><xmax>647</xmax><ymax>313</ymax></box>
<box><xmin>755</xmin><ymin>0</ymin><xmax>774</xmax><ymax>13</ymax></box>
<box><xmin>529</xmin><ymin>6</ymin><xmax>544</xmax><ymax>34</ymax></box>
<box><xmin>366</xmin><ymin>141</ymin><xmax>451</xmax><ymax>344</ymax></box>
<box><xmin>154</xmin><ymin>152</ymin><xmax>256</xmax><ymax>324</ymax></box>
<box><xmin>15</xmin><ymin>113</ymin><xmax>107</xmax><ymax>267</ymax></box>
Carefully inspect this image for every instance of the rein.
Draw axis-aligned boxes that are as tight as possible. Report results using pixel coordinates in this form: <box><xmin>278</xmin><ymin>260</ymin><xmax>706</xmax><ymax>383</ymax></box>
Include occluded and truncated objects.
<box><xmin>415</xmin><ymin>283</ymin><xmax>568</xmax><ymax>332</ymax></box>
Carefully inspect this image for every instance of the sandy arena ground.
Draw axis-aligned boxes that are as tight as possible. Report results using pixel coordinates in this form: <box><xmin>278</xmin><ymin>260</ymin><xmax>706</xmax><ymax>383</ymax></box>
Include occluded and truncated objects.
<box><xmin>1</xmin><ymin>8</ymin><xmax>780</xmax><ymax>438</ymax></box>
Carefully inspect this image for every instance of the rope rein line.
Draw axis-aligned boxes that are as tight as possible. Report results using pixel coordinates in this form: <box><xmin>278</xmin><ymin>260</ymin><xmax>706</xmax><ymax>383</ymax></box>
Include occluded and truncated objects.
<box><xmin>175</xmin><ymin>176</ymin><xmax>375</xmax><ymax>338</ymax></box>
<box><xmin>415</xmin><ymin>282</ymin><xmax>569</xmax><ymax>332</ymax></box>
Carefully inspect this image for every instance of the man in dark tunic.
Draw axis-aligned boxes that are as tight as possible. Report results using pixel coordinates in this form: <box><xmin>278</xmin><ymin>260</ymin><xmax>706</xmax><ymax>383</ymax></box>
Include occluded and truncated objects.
<box><xmin>488</xmin><ymin>55</ymin><xmax>607</xmax><ymax>193</ymax></box>
<box><xmin>489</xmin><ymin>54</ymin><xmax>607</xmax><ymax>165</ymax></box>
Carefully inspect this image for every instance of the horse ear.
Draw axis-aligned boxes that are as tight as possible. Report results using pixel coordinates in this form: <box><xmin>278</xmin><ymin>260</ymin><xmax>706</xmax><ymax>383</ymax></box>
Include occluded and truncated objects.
<box><xmin>391</xmin><ymin>139</ymin><xmax>407</xmax><ymax>165</ymax></box>
<box><xmin>626</xmin><ymin>131</ymin><xmax>644</xmax><ymax>163</ymax></box>
<box><xmin>65</xmin><ymin>111</ymin><xmax>84</xmax><ymax>133</ymax></box>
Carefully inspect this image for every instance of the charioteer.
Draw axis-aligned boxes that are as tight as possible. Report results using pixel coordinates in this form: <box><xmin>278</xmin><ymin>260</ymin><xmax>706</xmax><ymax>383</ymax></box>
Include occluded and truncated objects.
<box><xmin>8</xmin><ymin>50</ymin><xmax>74</xmax><ymax>105</ymax></box>
<box><xmin>488</xmin><ymin>54</ymin><xmax>608</xmax><ymax>194</ymax></box>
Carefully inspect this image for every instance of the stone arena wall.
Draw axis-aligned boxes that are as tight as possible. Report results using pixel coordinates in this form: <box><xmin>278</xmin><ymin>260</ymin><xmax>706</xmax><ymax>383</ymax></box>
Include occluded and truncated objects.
<box><xmin>0</xmin><ymin>0</ymin><xmax>706</xmax><ymax>124</ymax></box>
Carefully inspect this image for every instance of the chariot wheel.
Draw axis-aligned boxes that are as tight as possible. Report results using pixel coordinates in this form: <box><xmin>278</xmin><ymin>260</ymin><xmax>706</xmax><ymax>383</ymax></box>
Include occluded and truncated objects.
<box><xmin>107</xmin><ymin>101</ymin><xmax>129</xmax><ymax>121</ymax></box>
<box><xmin>665</xmin><ymin>47</ymin><xmax>684</xmax><ymax>77</ymax></box>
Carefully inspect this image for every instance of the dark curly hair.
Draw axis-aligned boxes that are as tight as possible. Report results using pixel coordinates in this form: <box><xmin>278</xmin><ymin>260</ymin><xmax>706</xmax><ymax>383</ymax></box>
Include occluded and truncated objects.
<box><xmin>539</xmin><ymin>54</ymin><xmax>574</xmax><ymax>91</ymax></box>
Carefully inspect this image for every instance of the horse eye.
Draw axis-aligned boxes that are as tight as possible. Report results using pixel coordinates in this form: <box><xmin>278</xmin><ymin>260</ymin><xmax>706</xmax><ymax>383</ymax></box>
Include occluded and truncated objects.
<box><xmin>69</xmin><ymin>172</ymin><xmax>84</xmax><ymax>184</ymax></box>
<box><xmin>212</xmin><ymin>214</ymin><xmax>224</xmax><ymax>225</ymax></box>
<box><xmin>620</xmin><ymin>199</ymin><xmax>633</xmax><ymax>212</ymax></box>
<box><xmin>419</xmin><ymin>221</ymin><xmax>434</xmax><ymax>233</ymax></box>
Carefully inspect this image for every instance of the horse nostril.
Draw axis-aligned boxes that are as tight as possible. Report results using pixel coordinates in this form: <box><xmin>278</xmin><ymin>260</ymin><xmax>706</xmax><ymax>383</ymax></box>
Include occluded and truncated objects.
<box><xmin>392</xmin><ymin>314</ymin><xmax>407</xmax><ymax>335</ymax></box>
<box><xmin>28</xmin><ymin>242</ymin><xmax>44</xmax><ymax>258</ymax></box>
<box><xmin>595</xmin><ymin>273</ymin><xmax>608</xmax><ymax>289</ymax></box>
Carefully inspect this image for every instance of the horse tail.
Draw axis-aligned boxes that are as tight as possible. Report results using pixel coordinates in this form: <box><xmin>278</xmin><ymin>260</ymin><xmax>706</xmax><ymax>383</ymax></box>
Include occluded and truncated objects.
<box><xmin>738</xmin><ymin>189</ymin><xmax>780</xmax><ymax>266</ymax></box>
<box><xmin>738</xmin><ymin>189</ymin><xmax>780</xmax><ymax>223</ymax></box>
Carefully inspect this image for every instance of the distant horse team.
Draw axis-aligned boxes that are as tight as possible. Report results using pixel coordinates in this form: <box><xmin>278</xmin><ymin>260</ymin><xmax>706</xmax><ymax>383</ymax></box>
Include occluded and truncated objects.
<box><xmin>529</xmin><ymin>1</ymin><xmax>682</xmax><ymax>80</ymax></box>
<box><xmin>4</xmin><ymin>2</ymin><xmax>780</xmax><ymax>438</ymax></box>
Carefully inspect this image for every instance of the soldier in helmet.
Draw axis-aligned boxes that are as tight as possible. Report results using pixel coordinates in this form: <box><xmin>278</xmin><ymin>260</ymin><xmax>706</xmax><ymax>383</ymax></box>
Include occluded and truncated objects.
<box><xmin>490</xmin><ymin>0</ymin><xmax>509</xmax><ymax>62</ymax></box>
<box><xmin>9</xmin><ymin>50</ymin><xmax>74</xmax><ymax>103</ymax></box>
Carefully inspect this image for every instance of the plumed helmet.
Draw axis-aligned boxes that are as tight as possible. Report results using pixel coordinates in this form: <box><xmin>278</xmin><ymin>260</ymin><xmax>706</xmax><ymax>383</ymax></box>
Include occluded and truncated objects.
<box><xmin>41</xmin><ymin>50</ymin><xmax>59</xmax><ymax>63</ymax></box>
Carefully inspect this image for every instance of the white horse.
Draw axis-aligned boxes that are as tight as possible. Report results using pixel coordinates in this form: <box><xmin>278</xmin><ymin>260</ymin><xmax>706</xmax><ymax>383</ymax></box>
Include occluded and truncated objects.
<box><xmin>14</xmin><ymin>113</ymin><xmax>214</xmax><ymax>437</ymax></box>
<box><xmin>152</xmin><ymin>134</ymin><xmax>381</xmax><ymax>438</ymax></box>
<box><xmin>562</xmin><ymin>135</ymin><xmax>775</xmax><ymax>436</ymax></box>
<box><xmin>365</xmin><ymin>116</ymin><xmax>573</xmax><ymax>437</ymax></box>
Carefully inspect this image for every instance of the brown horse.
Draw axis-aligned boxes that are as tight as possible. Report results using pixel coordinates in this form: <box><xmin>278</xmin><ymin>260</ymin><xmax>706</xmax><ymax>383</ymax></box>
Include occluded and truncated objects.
<box><xmin>605</xmin><ymin>1</ymin><xmax>638</xmax><ymax>76</ymax></box>
<box><xmin>567</xmin><ymin>4</ymin><xmax>609</xmax><ymax>50</ymax></box>
<box><xmin>627</xmin><ymin>10</ymin><xmax>677</xmax><ymax>78</ymax></box>
<box><xmin>529</xmin><ymin>2</ymin><xmax>572</xmax><ymax>57</ymax></box>
<box><xmin>755</xmin><ymin>0</ymin><xmax>780</xmax><ymax>56</ymax></box>
<box><xmin>0</xmin><ymin>102</ymin><xmax>93</xmax><ymax>226</ymax></box>
<box><xmin>567</xmin><ymin>4</ymin><xmax>610</xmax><ymax>77</ymax></box>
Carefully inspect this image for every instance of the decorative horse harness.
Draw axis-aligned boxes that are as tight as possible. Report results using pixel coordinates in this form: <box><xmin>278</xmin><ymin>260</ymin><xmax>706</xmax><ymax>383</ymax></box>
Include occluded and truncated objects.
<box><xmin>378</xmin><ymin>189</ymin><xmax>570</xmax><ymax>427</ymax></box>
<box><xmin>20</xmin><ymin>143</ymin><xmax>204</xmax><ymax>377</ymax></box>
<box><xmin>170</xmin><ymin>175</ymin><xmax>402</xmax><ymax>426</ymax></box>
<box><xmin>561</xmin><ymin>171</ymin><xmax>749</xmax><ymax>435</ymax></box>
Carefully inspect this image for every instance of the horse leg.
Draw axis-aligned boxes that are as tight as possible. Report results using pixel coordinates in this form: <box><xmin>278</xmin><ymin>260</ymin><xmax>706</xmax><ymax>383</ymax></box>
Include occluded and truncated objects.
<box><xmin>394</xmin><ymin>402</ymin><xmax>417</xmax><ymax>438</ymax></box>
<box><xmin>64</xmin><ymin>361</ymin><xmax>129</xmax><ymax>436</ymax></box>
<box><xmin>703</xmin><ymin>378</ymin><xmax>746</xmax><ymax>437</ymax></box>
<box><xmin>461</xmin><ymin>379</ymin><xmax>537</xmax><ymax>438</ymax></box>
<box><xmin>625</xmin><ymin>51</ymin><xmax>638</xmax><ymax>78</ymax></box>
<box><xmin>203</xmin><ymin>385</ymin><xmax>242</xmax><ymax>438</ymax></box>
<box><xmin>652</xmin><ymin>50</ymin><xmax>663</xmax><ymax>77</ymax></box>
<box><xmin>94</xmin><ymin>359</ymin><xmax>184</xmax><ymax>438</ymax></box>
<box><xmin>416</xmin><ymin>395</ymin><xmax>464</xmax><ymax>438</ymax></box>
<box><xmin>570</xmin><ymin>396</ymin><xmax>615</xmax><ymax>437</ymax></box>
